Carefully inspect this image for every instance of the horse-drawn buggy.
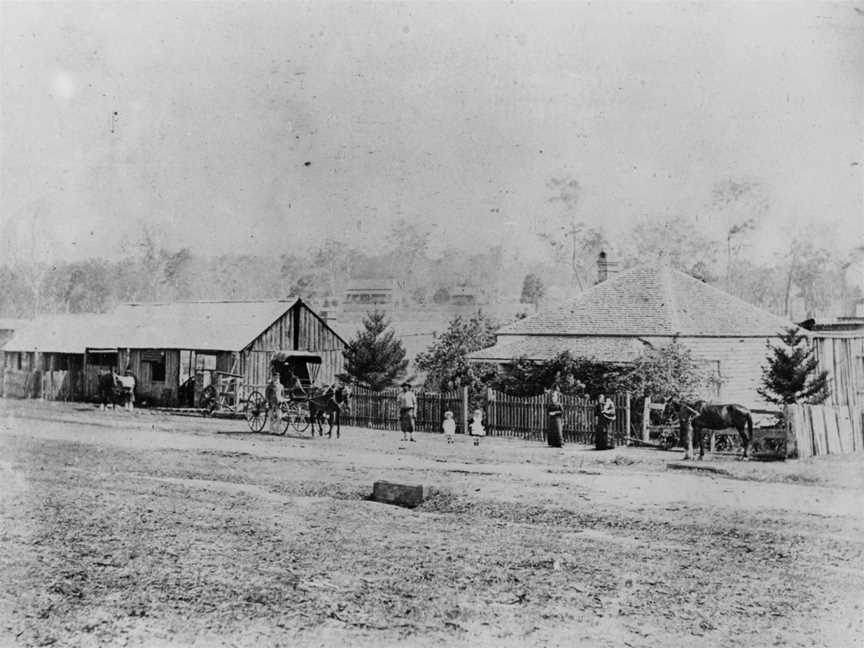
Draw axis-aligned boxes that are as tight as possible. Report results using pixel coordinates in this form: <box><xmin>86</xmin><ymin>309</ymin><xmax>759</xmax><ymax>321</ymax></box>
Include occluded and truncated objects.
<box><xmin>244</xmin><ymin>351</ymin><xmax>350</xmax><ymax>437</ymax></box>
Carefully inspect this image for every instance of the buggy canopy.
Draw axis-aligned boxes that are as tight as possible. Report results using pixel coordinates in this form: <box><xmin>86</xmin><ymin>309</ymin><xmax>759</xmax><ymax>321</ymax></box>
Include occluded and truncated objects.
<box><xmin>269</xmin><ymin>351</ymin><xmax>323</xmax><ymax>365</ymax></box>
<box><xmin>269</xmin><ymin>350</ymin><xmax>323</xmax><ymax>387</ymax></box>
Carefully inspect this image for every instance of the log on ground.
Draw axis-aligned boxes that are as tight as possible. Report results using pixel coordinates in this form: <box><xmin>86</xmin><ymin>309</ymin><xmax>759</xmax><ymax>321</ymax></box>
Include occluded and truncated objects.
<box><xmin>371</xmin><ymin>480</ymin><xmax>430</xmax><ymax>508</ymax></box>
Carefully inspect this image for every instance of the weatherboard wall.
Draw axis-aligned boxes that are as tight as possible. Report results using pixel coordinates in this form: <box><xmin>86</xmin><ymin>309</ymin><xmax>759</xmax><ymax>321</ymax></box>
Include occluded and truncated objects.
<box><xmin>241</xmin><ymin>301</ymin><xmax>346</xmax><ymax>389</ymax></box>
<box><xmin>128</xmin><ymin>349</ymin><xmax>181</xmax><ymax>406</ymax></box>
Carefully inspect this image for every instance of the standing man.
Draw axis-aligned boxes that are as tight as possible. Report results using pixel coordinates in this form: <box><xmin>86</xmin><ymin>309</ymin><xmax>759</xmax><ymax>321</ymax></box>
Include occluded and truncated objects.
<box><xmin>547</xmin><ymin>383</ymin><xmax>564</xmax><ymax>448</ymax></box>
<box><xmin>398</xmin><ymin>382</ymin><xmax>417</xmax><ymax>442</ymax></box>
<box><xmin>265</xmin><ymin>370</ymin><xmax>285</xmax><ymax>435</ymax></box>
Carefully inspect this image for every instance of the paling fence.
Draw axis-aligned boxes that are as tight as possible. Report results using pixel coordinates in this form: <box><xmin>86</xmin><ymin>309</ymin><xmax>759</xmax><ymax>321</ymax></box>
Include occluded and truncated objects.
<box><xmin>346</xmin><ymin>385</ymin><xmax>630</xmax><ymax>444</ymax></box>
<box><xmin>40</xmin><ymin>370</ymin><xmax>76</xmax><ymax>401</ymax></box>
<box><xmin>345</xmin><ymin>386</ymin><xmax>464</xmax><ymax>433</ymax></box>
<box><xmin>785</xmin><ymin>403</ymin><xmax>864</xmax><ymax>458</ymax></box>
<box><xmin>485</xmin><ymin>389</ymin><xmax>629</xmax><ymax>445</ymax></box>
<box><xmin>1</xmin><ymin>369</ymin><xmax>41</xmax><ymax>399</ymax></box>
<box><xmin>2</xmin><ymin>369</ymin><xmax>90</xmax><ymax>401</ymax></box>
<box><xmin>2</xmin><ymin>369</ymin><xmax>632</xmax><ymax>446</ymax></box>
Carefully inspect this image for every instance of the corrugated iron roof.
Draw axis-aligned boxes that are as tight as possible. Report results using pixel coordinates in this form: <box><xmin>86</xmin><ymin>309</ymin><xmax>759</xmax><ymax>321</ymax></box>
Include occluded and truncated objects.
<box><xmin>468</xmin><ymin>336</ymin><xmax>649</xmax><ymax>363</ymax></box>
<box><xmin>497</xmin><ymin>264</ymin><xmax>796</xmax><ymax>337</ymax></box>
<box><xmin>2</xmin><ymin>313</ymin><xmax>116</xmax><ymax>353</ymax></box>
<box><xmin>2</xmin><ymin>300</ymin><xmax>298</xmax><ymax>353</ymax></box>
<box><xmin>107</xmin><ymin>300</ymin><xmax>295</xmax><ymax>350</ymax></box>
<box><xmin>0</xmin><ymin>318</ymin><xmax>29</xmax><ymax>331</ymax></box>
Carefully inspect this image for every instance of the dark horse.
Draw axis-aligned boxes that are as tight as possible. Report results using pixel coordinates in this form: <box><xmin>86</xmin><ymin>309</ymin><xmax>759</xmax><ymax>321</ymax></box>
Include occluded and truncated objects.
<box><xmin>666</xmin><ymin>397</ymin><xmax>753</xmax><ymax>460</ymax></box>
<box><xmin>98</xmin><ymin>369</ymin><xmax>136</xmax><ymax>411</ymax></box>
<box><xmin>308</xmin><ymin>384</ymin><xmax>351</xmax><ymax>438</ymax></box>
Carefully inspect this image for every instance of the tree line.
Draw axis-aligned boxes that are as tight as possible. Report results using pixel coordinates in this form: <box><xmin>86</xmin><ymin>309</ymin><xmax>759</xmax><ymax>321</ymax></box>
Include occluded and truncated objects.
<box><xmin>1</xmin><ymin>184</ymin><xmax>860</xmax><ymax>320</ymax></box>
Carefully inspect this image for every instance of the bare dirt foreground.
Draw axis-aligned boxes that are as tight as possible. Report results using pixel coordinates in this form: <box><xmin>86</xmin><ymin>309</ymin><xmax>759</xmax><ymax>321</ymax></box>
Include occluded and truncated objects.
<box><xmin>1</xmin><ymin>400</ymin><xmax>863</xmax><ymax>648</ymax></box>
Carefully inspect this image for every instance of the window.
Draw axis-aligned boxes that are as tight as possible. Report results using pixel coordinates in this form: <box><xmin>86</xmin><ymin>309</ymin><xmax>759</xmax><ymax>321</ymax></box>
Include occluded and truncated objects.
<box><xmin>195</xmin><ymin>354</ymin><xmax>217</xmax><ymax>372</ymax></box>
<box><xmin>142</xmin><ymin>350</ymin><xmax>167</xmax><ymax>382</ymax></box>
<box><xmin>89</xmin><ymin>352</ymin><xmax>118</xmax><ymax>367</ymax></box>
<box><xmin>149</xmin><ymin>360</ymin><xmax>166</xmax><ymax>382</ymax></box>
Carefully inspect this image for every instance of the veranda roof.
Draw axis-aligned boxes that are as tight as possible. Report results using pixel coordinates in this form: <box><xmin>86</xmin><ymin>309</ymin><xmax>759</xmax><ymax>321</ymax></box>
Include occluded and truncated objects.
<box><xmin>468</xmin><ymin>336</ymin><xmax>650</xmax><ymax>363</ymax></box>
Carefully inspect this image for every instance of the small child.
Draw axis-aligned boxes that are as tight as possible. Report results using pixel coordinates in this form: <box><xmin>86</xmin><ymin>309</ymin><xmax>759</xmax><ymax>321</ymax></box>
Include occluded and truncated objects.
<box><xmin>442</xmin><ymin>411</ymin><xmax>456</xmax><ymax>444</ymax></box>
<box><xmin>469</xmin><ymin>409</ymin><xmax>486</xmax><ymax>446</ymax></box>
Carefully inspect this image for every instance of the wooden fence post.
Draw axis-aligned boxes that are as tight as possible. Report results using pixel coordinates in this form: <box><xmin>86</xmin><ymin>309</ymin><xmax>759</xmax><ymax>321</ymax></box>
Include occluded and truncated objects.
<box><xmin>625</xmin><ymin>392</ymin><xmax>631</xmax><ymax>446</ymax></box>
<box><xmin>642</xmin><ymin>396</ymin><xmax>650</xmax><ymax>442</ymax></box>
<box><xmin>461</xmin><ymin>386</ymin><xmax>469</xmax><ymax>436</ymax></box>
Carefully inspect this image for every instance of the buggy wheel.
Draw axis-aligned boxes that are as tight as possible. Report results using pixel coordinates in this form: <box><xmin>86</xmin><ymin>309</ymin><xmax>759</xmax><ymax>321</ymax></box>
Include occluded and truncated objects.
<box><xmin>245</xmin><ymin>391</ymin><xmax>267</xmax><ymax>433</ymax></box>
<box><xmin>291</xmin><ymin>402</ymin><xmax>311</xmax><ymax>433</ymax></box>
<box><xmin>201</xmin><ymin>385</ymin><xmax>218</xmax><ymax>415</ymax></box>
<box><xmin>277</xmin><ymin>401</ymin><xmax>292</xmax><ymax>435</ymax></box>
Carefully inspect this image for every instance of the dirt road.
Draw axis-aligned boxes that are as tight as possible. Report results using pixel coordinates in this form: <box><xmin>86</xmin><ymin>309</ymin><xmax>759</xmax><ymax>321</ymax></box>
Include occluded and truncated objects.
<box><xmin>1</xmin><ymin>400</ymin><xmax>863</xmax><ymax>647</ymax></box>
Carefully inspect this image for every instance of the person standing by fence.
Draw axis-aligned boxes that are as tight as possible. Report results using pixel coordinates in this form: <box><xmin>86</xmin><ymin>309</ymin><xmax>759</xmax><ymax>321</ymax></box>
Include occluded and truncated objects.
<box><xmin>594</xmin><ymin>393</ymin><xmax>616</xmax><ymax>450</ymax></box>
<box><xmin>398</xmin><ymin>382</ymin><xmax>416</xmax><ymax>442</ymax></box>
<box><xmin>547</xmin><ymin>384</ymin><xmax>564</xmax><ymax>448</ymax></box>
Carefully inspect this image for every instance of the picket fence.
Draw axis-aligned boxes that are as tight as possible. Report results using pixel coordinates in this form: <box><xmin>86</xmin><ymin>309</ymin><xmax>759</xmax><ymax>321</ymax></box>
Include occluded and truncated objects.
<box><xmin>785</xmin><ymin>403</ymin><xmax>864</xmax><ymax>458</ymax></box>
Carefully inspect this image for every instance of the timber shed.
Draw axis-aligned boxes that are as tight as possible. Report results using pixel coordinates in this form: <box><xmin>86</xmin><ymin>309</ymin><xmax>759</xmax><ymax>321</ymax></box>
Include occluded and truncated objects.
<box><xmin>2</xmin><ymin>299</ymin><xmax>347</xmax><ymax>406</ymax></box>
<box><xmin>469</xmin><ymin>263</ymin><xmax>799</xmax><ymax>409</ymax></box>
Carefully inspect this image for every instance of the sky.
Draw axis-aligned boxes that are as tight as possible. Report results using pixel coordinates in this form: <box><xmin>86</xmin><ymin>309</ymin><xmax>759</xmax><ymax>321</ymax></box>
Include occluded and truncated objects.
<box><xmin>1</xmin><ymin>1</ymin><xmax>862</xmax><ymax>265</ymax></box>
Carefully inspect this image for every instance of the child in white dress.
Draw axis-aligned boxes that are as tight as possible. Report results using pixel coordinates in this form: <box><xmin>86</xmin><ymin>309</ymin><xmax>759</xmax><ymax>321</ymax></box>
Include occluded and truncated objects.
<box><xmin>469</xmin><ymin>409</ymin><xmax>486</xmax><ymax>446</ymax></box>
<box><xmin>442</xmin><ymin>410</ymin><xmax>456</xmax><ymax>444</ymax></box>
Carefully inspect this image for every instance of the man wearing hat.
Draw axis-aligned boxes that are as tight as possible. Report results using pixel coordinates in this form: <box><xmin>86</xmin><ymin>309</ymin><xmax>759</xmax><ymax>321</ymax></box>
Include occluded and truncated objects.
<box><xmin>397</xmin><ymin>381</ymin><xmax>417</xmax><ymax>442</ymax></box>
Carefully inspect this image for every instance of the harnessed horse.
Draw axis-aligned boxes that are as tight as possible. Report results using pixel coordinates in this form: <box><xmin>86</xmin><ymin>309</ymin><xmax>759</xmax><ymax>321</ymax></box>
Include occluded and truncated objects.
<box><xmin>308</xmin><ymin>384</ymin><xmax>351</xmax><ymax>438</ymax></box>
<box><xmin>98</xmin><ymin>369</ymin><xmax>136</xmax><ymax>411</ymax></box>
<box><xmin>666</xmin><ymin>397</ymin><xmax>753</xmax><ymax>460</ymax></box>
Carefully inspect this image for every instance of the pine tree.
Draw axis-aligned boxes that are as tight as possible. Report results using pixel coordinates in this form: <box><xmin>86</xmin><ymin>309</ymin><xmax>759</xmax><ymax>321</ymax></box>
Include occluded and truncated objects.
<box><xmin>340</xmin><ymin>310</ymin><xmax>408</xmax><ymax>390</ymax></box>
<box><xmin>758</xmin><ymin>327</ymin><xmax>830</xmax><ymax>405</ymax></box>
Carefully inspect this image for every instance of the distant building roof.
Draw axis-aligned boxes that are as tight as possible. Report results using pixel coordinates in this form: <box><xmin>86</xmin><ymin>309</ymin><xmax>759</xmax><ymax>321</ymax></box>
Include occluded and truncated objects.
<box><xmin>345</xmin><ymin>278</ymin><xmax>397</xmax><ymax>292</ymax></box>
<box><xmin>469</xmin><ymin>335</ymin><xmax>649</xmax><ymax>363</ymax></box>
<box><xmin>497</xmin><ymin>263</ymin><xmax>796</xmax><ymax>338</ymax></box>
<box><xmin>2</xmin><ymin>300</ymin><xmax>303</xmax><ymax>353</ymax></box>
<box><xmin>450</xmin><ymin>285</ymin><xmax>477</xmax><ymax>297</ymax></box>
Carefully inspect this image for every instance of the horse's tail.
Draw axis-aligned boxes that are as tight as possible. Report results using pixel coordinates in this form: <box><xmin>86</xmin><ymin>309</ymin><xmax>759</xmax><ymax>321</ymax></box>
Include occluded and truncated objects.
<box><xmin>746</xmin><ymin>412</ymin><xmax>753</xmax><ymax>439</ymax></box>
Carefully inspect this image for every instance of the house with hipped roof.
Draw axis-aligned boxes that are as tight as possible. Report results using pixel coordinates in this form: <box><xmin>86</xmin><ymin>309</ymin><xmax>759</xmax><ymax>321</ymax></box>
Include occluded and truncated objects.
<box><xmin>470</xmin><ymin>263</ymin><xmax>799</xmax><ymax>409</ymax></box>
<box><xmin>1</xmin><ymin>298</ymin><xmax>346</xmax><ymax>405</ymax></box>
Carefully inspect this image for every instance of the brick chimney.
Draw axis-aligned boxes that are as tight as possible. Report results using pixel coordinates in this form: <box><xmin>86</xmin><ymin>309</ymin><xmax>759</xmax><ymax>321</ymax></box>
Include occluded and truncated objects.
<box><xmin>595</xmin><ymin>250</ymin><xmax>618</xmax><ymax>284</ymax></box>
